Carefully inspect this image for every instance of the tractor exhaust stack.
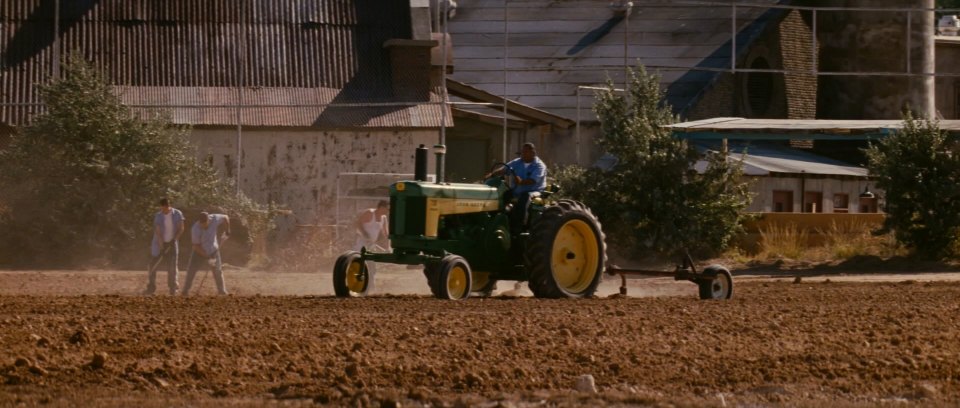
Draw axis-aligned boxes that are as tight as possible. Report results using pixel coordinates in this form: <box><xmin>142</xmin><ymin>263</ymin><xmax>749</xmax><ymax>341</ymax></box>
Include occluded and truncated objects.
<box><xmin>414</xmin><ymin>144</ymin><xmax>428</xmax><ymax>181</ymax></box>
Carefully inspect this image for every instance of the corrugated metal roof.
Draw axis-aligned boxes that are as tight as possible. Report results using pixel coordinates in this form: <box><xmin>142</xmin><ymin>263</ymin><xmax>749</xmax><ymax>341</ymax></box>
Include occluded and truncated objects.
<box><xmin>0</xmin><ymin>0</ymin><xmax>447</xmax><ymax>128</ymax></box>
<box><xmin>670</xmin><ymin>117</ymin><xmax>960</xmax><ymax>140</ymax></box>
<box><xmin>695</xmin><ymin>141</ymin><xmax>868</xmax><ymax>177</ymax></box>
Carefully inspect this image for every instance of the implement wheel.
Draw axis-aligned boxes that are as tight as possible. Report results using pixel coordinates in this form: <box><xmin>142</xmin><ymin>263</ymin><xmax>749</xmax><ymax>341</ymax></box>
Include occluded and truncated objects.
<box><xmin>333</xmin><ymin>251</ymin><xmax>370</xmax><ymax>297</ymax></box>
<box><xmin>526</xmin><ymin>200</ymin><xmax>607</xmax><ymax>298</ymax></box>
<box><xmin>433</xmin><ymin>255</ymin><xmax>473</xmax><ymax>300</ymax></box>
<box><xmin>698</xmin><ymin>265</ymin><xmax>733</xmax><ymax>300</ymax></box>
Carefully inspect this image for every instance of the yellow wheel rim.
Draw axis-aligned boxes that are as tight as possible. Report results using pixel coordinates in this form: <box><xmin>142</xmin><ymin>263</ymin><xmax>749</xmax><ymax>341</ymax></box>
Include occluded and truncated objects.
<box><xmin>447</xmin><ymin>264</ymin><xmax>469</xmax><ymax>299</ymax></box>
<box><xmin>472</xmin><ymin>271</ymin><xmax>491</xmax><ymax>291</ymax></box>
<box><xmin>345</xmin><ymin>260</ymin><xmax>366</xmax><ymax>293</ymax></box>
<box><xmin>551</xmin><ymin>219</ymin><xmax>599</xmax><ymax>293</ymax></box>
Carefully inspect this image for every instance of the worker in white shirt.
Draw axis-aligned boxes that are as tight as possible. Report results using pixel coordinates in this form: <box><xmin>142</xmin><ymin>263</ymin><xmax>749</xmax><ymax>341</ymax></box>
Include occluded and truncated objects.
<box><xmin>353</xmin><ymin>200</ymin><xmax>389</xmax><ymax>293</ymax></box>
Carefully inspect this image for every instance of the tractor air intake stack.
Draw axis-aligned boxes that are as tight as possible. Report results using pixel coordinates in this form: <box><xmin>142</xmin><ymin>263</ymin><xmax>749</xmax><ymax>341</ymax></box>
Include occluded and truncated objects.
<box><xmin>434</xmin><ymin>144</ymin><xmax>446</xmax><ymax>184</ymax></box>
<box><xmin>414</xmin><ymin>144</ymin><xmax>428</xmax><ymax>181</ymax></box>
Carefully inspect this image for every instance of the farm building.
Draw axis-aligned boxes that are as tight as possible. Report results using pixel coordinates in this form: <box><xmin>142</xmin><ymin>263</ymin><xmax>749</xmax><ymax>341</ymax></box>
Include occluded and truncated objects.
<box><xmin>0</xmin><ymin>0</ymin><xmax>451</xmax><ymax>231</ymax></box>
<box><xmin>442</xmin><ymin>0</ymin><xmax>953</xmax><ymax>174</ymax></box>
<box><xmin>444</xmin><ymin>0</ymin><xmax>816</xmax><ymax>169</ymax></box>
<box><xmin>670</xmin><ymin>117</ymin><xmax>960</xmax><ymax>214</ymax></box>
<box><xmin>2</xmin><ymin>0</ymin><xmax>957</xmax><ymax>238</ymax></box>
<box><xmin>693</xmin><ymin>141</ymin><xmax>876</xmax><ymax>214</ymax></box>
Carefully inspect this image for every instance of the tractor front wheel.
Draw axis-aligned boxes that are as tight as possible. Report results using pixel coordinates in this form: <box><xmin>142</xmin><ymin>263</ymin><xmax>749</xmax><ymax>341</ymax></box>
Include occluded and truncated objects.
<box><xmin>333</xmin><ymin>251</ymin><xmax>370</xmax><ymax>297</ymax></box>
<box><xmin>433</xmin><ymin>255</ymin><xmax>473</xmax><ymax>300</ymax></box>
<box><xmin>525</xmin><ymin>200</ymin><xmax>606</xmax><ymax>298</ymax></box>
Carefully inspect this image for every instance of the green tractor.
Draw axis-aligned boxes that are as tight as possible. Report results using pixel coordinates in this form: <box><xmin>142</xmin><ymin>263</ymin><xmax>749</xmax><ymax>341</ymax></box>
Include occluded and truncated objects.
<box><xmin>333</xmin><ymin>144</ymin><xmax>606</xmax><ymax>300</ymax></box>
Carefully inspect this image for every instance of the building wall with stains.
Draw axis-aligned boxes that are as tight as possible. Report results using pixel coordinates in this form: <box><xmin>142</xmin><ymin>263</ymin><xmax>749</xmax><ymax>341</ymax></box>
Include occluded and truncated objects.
<box><xmin>188</xmin><ymin>128</ymin><xmax>437</xmax><ymax>227</ymax></box>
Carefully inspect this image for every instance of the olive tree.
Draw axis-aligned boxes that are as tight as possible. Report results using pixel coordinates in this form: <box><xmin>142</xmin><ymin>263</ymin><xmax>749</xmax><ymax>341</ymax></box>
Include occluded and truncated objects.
<box><xmin>554</xmin><ymin>66</ymin><xmax>751</xmax><ymax>257</ymax></box>
<box><xmin>0</xmin><ymin>57</ymin><xmax>268</xmax><ymax>267</ymax></box>
<box><xmin>866</xmin><ymin>114</ymin><xmax>960</xmax><ymax>258</ymax></box>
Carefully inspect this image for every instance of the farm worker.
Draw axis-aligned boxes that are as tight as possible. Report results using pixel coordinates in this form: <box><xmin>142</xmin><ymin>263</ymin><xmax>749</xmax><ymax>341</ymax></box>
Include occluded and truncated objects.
<box><xmin>353</xmin><ymin>200</ymin><xmax>390</xmax><ymax>293</ymax></box>
<box><xmin>144</xmin><ymin>197</ymin><xmax>185</xmax><ymax>295</ymax></box>
<box><xmin>354</xmin><ymin>200</ymin><xmax>390</xmax><ymax>251</ymax></box>
<box><xmin>486</xmin><ymin>142</ymin><xmax>546</xmax><ymax>226</ymax></box>
<box><xmin>181</xmin><ymin>212</ymin><xmax>231</xmax><ymax>296</ymax></box>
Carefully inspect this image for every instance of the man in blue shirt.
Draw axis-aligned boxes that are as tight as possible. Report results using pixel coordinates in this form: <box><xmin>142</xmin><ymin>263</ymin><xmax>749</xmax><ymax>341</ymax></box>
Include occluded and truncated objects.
<box><xmin>486</xmin><ymin>142</ymin><xmax>546</xmax><ymax>228</ymax></box>
<box><xmin>144</xmin><ymin>197</ymin><xmax>184</xmax><ymax>295</ymax></box>
<box><xmin>181</xmin><ymin>211</ymin><xmax>232</xmax><ymax>296</ymax></box>
<box><xmin>506</xmin><ymin>142</ymin><xmax>547</xmax><ymax>195</ymax></box>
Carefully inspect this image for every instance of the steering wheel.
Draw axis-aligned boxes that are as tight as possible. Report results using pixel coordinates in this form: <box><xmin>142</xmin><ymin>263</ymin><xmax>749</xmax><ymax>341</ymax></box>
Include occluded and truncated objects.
<box><xmin>487</xmin><ymin>162</ymin><xmax>516</xmax><ymax>190</ymax></box>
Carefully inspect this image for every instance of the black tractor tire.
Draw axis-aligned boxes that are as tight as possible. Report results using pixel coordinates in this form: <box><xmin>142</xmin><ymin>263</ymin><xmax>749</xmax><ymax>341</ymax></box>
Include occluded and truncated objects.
<box><xmin>433</xmin><ymin>255</ymin><xmax>473</xmax><ymax>300</ymax></box>
<box><xmin>525</xmin><ymin>199</ymin><xmax>607</xmax><ymax>298</ymax></box>
<box><xmin>333</xmin><ymin>251</ymin><xmax>369</xmax><ymax>297</ymax></box>
<box><xmin>698</xmin><ymin>265</ymin><xmax>733</xmax><ymax>300</ymax></box>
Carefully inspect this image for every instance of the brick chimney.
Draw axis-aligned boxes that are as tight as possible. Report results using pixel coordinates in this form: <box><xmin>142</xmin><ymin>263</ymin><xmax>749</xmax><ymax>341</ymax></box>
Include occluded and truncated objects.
<box><xmin>384</xmin><ymin>0</ymin><xmax>455</xmax><ymax>101</ymax></box>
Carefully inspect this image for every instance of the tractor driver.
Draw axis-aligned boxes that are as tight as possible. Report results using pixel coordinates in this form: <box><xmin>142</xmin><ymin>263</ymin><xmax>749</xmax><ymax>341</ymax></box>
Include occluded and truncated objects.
<box><xmin>486</xmin><ymin>142</ymin><xmax>546</xmax><ymax>227</ymax></box>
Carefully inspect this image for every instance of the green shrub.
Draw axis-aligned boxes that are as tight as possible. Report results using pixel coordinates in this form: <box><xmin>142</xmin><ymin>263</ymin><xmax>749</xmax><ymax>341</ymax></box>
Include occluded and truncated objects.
<box><xmin>553</xmin><ymin>65</ymin><xmax>752</xmax><ymax>258</ymax></box>
<box><xmin>866</xmin><ymin>114</ymin><xmax>960</xmax><ymax>259</ymax></box>
<box><xmin>0</xmin><ymin>57</ymin><xmax>271</xmax><ymax>268</ymax></box>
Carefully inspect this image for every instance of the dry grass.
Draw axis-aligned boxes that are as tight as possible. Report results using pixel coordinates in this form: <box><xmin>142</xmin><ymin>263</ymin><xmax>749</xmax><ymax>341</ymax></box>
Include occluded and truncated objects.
<box><xmin>741</xmin><ymin>220</ymin><xmax>905</xmax><ymax>264</ymax></box>
<box><xmin>818</xmin><ymin>219</ymin><xmax>901</xmax><ymax>259</ymax></box>
<box><xmin>757</xmin><ymin>222</ymin><xmax>809</xmax><ymax>260</ymax></box>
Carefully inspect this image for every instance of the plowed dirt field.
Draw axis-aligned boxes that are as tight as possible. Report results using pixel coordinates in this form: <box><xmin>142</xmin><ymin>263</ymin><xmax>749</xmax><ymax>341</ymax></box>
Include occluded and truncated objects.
<box><xmin>1</xmin><ymin>268</ymin><xmax>958</xmax><ymax>407</ymax></box>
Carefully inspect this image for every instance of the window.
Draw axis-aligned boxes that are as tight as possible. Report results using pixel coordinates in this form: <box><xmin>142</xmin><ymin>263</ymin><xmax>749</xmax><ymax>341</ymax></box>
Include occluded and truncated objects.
<box><xmin>772</xmin><ymin>190</ymin><xmax>793</xmax><ymax>212</ymax></box>
<box><xmin>833</xmin><ymin>193</ymin><xmax>849</xmax><ymax>213</ymax></box>
<box><xmin>804</xmin><ymin>192</ymin><xmax>823</xmax><ymax>213</ymax></box>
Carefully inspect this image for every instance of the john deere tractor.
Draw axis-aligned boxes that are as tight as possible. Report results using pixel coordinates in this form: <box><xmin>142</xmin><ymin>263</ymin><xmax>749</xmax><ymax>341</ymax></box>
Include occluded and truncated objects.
<box><xmin>333</xmin><ymin>144</ymin><xmax>606</xmax><ymax>300</ymax></box>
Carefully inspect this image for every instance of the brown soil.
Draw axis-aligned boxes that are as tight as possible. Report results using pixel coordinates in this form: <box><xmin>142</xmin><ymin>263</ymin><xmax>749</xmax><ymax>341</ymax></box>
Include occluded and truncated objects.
<box><xmin>1</xmin><ymin>270</ymin><xmax>959</xmax><ymax>407</ymax></box>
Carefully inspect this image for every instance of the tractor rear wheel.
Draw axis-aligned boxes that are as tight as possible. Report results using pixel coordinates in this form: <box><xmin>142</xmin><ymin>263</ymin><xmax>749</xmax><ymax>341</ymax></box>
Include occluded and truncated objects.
<box><xmin>433</xmin><ymin>255</ymin><xmax>473</xmax><ymax>300</ymax></box>
<box><xmin>698</xmin><ymin>265</ymin><xmax>733</xmax><ymax>300</ymax></box>
<box><xmin>525</xmin><ymin>200</ymin><xmax>606</xmax><ymax>298</ymax></box>
<box><xmin>333</xmin><ymin>251</ymin><xmax>370</xmax><ymax>297</ymax></box>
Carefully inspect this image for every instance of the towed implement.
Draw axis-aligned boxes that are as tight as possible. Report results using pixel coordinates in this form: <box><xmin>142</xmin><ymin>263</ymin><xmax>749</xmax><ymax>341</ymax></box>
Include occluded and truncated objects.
<box><xmin>606</xmin><ymin>251</ymin><xmax>734</xmax><ymax>300</ymax></box>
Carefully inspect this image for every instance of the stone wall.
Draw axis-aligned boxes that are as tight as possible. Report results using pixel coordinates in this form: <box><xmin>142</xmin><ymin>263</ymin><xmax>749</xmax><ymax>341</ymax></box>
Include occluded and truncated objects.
<box><xmin>809</xmin><ymin>0</ymin><xmax>935</xmax><ymax>119</ymax></box>
<box><xmin>687</xmin><ymin>9</ymin><xmax>817</xmax><ymax>120</ymax></box>
<box><xmin>779</xmin><ymin>10</ymin><xmax>818</xmax><ymax>119</ymax></box>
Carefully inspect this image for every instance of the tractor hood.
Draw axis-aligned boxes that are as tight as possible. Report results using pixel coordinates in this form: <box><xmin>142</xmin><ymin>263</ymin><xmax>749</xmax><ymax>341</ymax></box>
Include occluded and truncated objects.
<box><xmin>391</xmin><ymin>181</ymin><xmax>501</xmax><ymax>200</ymax></box>
<box><xmin>389</xmin><ymin>181</ymin><xmax>505</xmax><ymax>238</ymax></box>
